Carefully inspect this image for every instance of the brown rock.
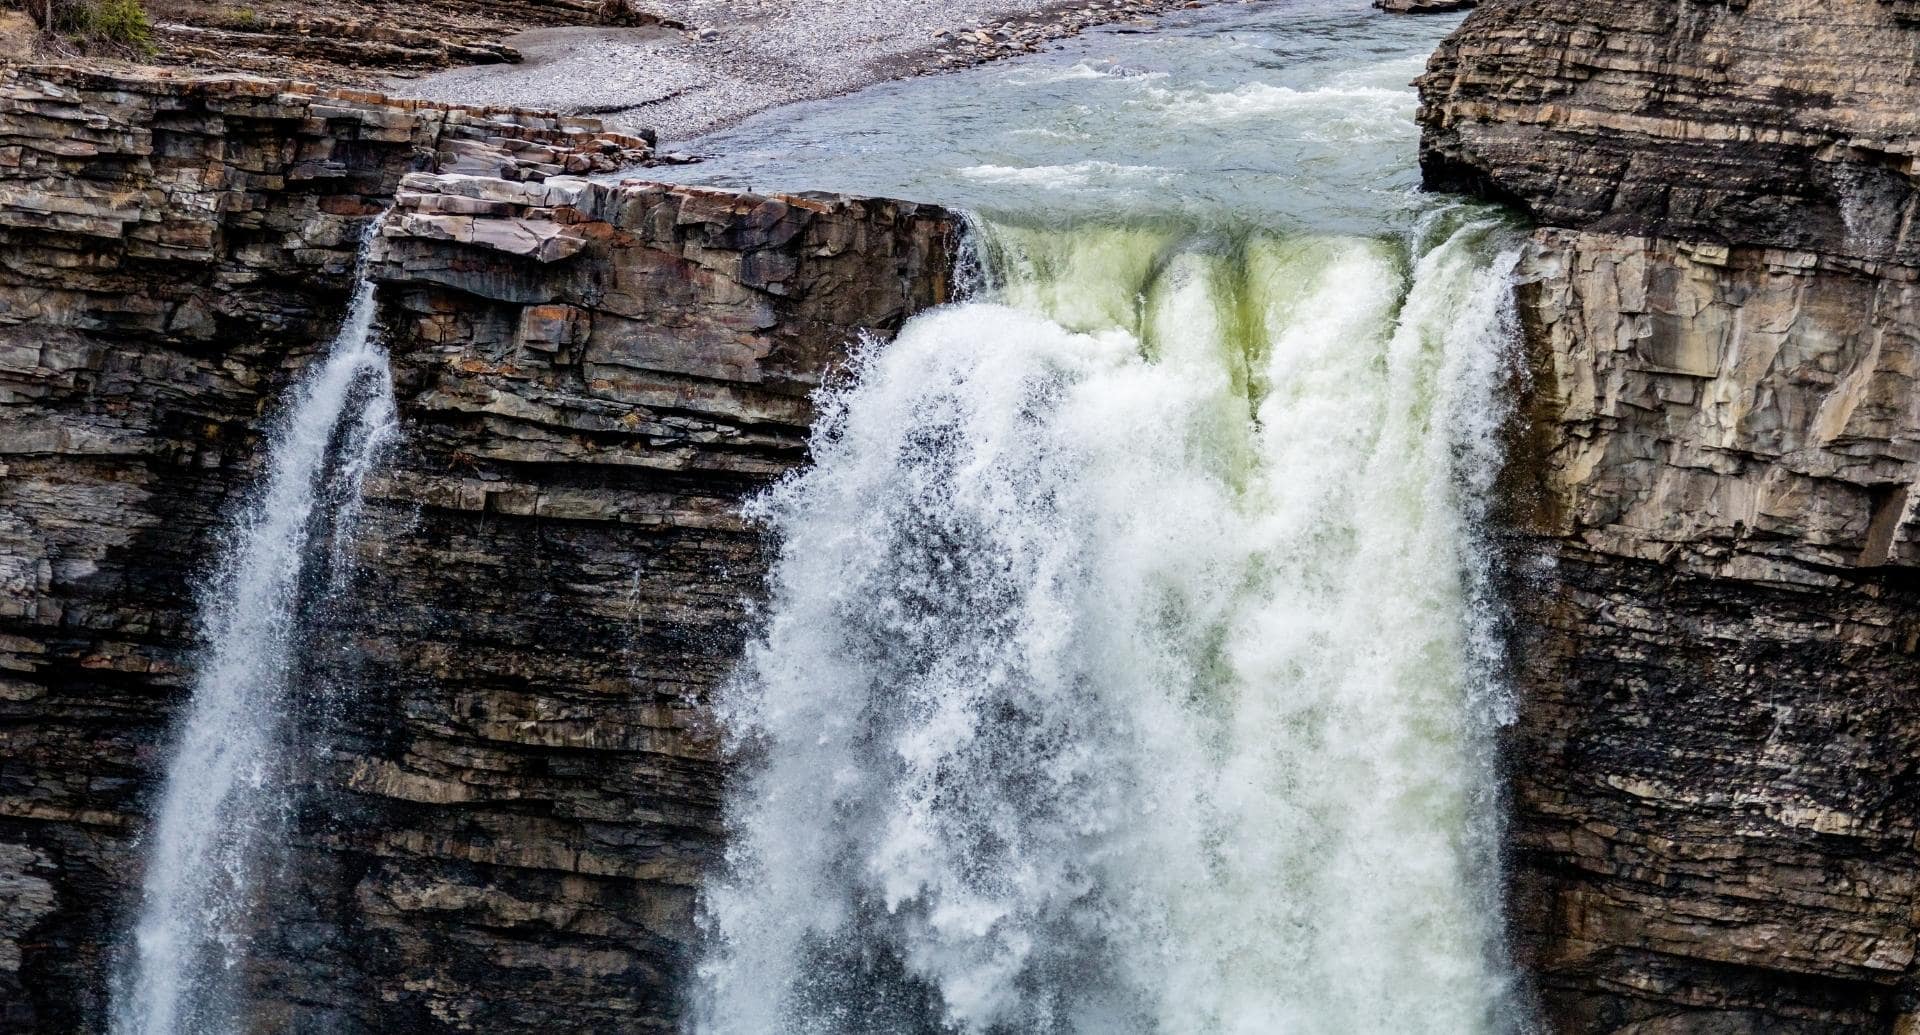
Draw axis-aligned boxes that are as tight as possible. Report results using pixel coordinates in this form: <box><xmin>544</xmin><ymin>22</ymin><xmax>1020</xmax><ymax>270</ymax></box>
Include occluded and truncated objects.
<box><xmin>1419</xmin><ymin>0</ymin><xmax>1920</xmax><ymax>264</ymax></box>
<box><xmin>0</xmin><ymin>64</ymin><xmax>952</xmax><ymax>1032</ymax></box>
<box><xmin>1422</xmin><ymin>1</ymin><xmax>1920</xmax><ymax>1030</ymax></box>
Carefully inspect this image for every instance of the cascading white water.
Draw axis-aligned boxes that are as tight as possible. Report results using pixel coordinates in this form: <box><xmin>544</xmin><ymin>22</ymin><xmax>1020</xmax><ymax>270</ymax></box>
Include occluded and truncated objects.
<box><xmin>112</xmin><ymin>228</ymin><xmax>400</xmax><ymax>1035</ymax></box>
<box><xmin>696</xmin><ymin>211</ymin><xmax>1522</xmax><ymax>1034</ymax></box>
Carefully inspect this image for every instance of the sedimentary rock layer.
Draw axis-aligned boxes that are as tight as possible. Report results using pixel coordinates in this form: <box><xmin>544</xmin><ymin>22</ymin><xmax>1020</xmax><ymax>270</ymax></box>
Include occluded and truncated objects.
<box><xmin>1504</xmin><ymin>231</ymin><xmax>1920</xmax><ymax>1034</ymax></box>
<box><xmin>0</xmin><ymin>64</ymin><xmax>954</xmax><ymax>1031</ymax></box>
<box><xmin>1422</xmin><ymin>2</ymin><xmax>1920</xmax><ymax>1031</ymax></box>
<box><xmin>312</xmin><ymin>173</ymin><xmax>951</xmax><ymax>1031</ymax></box>
<box><xmin>1419</xmin><ymin>0</ymin><xmax>1920</xmax><ymax>264</ymax></box>
<box><xmin>1514</xmin><ymin>232</ymin><xmax>1920</xmax><ymax>579</ymax></box>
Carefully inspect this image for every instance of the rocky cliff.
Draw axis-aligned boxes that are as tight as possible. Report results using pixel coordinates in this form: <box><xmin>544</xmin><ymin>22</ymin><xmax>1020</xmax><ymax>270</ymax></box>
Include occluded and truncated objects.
<box><xmin>0</xmin><ymin>64</ymin><xmax>955</xmax><ymax>1031</ymax></box>
<box><xmin>1420</xmin><ymin>2</ymin><xmax>1920</xmax><ymax>1031</ymax></box>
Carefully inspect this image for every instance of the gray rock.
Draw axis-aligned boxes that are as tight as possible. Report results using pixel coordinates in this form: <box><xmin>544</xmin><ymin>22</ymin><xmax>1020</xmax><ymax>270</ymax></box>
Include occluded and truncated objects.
<box><xmin>1421</xmin><ymin>1</ymin><xmax>1920</xmax><ymax>1030</ymax></box>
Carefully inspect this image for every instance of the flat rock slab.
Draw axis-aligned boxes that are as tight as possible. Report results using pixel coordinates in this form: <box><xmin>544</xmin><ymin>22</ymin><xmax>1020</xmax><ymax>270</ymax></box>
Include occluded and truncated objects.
<box><xmin>1375</xmin><ymin>0</ymin><xmax>1474</xmax><ymax>11</ymax></box>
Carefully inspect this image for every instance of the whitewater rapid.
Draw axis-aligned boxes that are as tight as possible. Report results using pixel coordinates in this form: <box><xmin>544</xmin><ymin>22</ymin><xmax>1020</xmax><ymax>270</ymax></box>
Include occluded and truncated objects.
<box><xmin>112</xmin><ymin>230</ymin><xmax>399</xmax><ymax>1035</ymax></box>
<box><xmin>696</xmin><ymin>212</ymin><xmax>1523</xmax><ymax>1033</ymax></box>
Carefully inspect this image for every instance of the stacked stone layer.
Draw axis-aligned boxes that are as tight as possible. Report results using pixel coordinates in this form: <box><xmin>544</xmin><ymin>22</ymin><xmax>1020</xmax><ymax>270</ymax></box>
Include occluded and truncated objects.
<box><xmin>1422</xmin><ymin>2</ymin><xmax>1920</xmax><ymax>1031</ymax></box>
<box><xmin>324</xmin><ymin>173</ymin><xmax>951</xmax><ymax>1030</ymax></box>
<box><xmin>1419</xmin><ymin>0</ymin><xmax>1920</xmax><ymax>264</ymax></box>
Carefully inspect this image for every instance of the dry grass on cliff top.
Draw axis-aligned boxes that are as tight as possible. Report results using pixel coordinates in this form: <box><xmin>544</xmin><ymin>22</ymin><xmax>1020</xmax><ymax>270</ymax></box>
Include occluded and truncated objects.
<box><xmin>4</xmin><ymin>0</ymin><xmax>156</xmax><ymax>59</ymax></box>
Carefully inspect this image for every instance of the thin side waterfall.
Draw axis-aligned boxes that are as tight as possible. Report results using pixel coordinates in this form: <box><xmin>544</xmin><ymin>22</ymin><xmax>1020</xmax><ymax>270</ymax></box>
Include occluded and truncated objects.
<box><xmin>698</xmin><ymin>211</ymin><xmax>1524</xmax><ymax>1033</ymax></box>
<box><xmin>111</xmin><ymin>225</ymin><xmax>400</xmax><ymax>1035</ymax></box>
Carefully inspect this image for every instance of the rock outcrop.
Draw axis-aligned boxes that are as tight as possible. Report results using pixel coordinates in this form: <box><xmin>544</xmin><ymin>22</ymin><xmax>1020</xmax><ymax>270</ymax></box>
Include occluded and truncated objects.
<box><xmin>1419</xmin><ymin>0</ymin><xmax>1920</xmax><ymax>266</ymax></box>
<box><xmin>0</xmin><ymin>63</ymin><xmax>955</xmax><ymax>1031</ymax></box>
<box><xmin>306</xmin><ymin>173</ymin><xmax>950</xmax><ymax>1032</ymax></box>
<box><xmin>1421</xmin><ymin>2</ymin><xmax>1920</xmax><ymax>1031</ymax></box>
<box><xmin>112</xmin><ymin>0</ymin><xmax>618</xmax><ymax>91</ymax></box>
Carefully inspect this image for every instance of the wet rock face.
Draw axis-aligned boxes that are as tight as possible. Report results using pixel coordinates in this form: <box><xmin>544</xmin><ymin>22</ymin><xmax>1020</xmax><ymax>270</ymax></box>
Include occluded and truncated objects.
<box><xmin>0</xmin><ymin>65</ymin><xmax>954</xmax><ymax>1031</ymax></box>
<box><xmin>1422</xmin><ymin>2</ymin><xmax>1920</xmax><ymax>1031</ymax></box>
<box><xmin>1503</xmin><ymin>541</ymin><xmax>1920</xmax><ymax>1034</ymax></box>
<box><xmin>309</xmin><ymin>176</ymin><xmax>952</xmax><ymax>1032</ymax></box>
<box><xmin>0</xmin><ymin>64</ymin><xmax>631</xmax><ymax>1031</ymax></box>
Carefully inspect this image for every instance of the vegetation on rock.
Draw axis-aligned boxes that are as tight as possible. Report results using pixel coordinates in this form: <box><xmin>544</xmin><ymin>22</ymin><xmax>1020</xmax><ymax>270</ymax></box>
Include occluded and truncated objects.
<box><xmin>18</xmin><ymin>0</ymin><xmax>155</xmax><ymax>55</ymax></box>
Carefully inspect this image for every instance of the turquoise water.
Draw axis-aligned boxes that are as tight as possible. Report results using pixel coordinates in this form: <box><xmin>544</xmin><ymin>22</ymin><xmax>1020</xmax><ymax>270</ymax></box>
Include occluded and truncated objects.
<box><xmin>665</xmin><ymin>5</ymin><xmax>1533</xmax><ymax>1032</ymax></box>
<box><xmin>626</xmin><ymin>0</ymin><xmax>1471</xmax><ymax>236</ymax></box>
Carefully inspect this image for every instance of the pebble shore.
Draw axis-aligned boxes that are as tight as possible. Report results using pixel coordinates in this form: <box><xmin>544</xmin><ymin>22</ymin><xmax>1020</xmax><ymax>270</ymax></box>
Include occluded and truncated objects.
<box><xmin>391</xmin><ymin>0</ymin><xmax>1239</xmax><ymax>142</ymax></box>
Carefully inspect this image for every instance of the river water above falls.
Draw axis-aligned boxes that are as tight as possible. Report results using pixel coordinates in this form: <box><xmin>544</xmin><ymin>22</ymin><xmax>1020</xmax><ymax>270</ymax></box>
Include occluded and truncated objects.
<box><xmin>644</xmin><ymin>2</ymin><xmax>1530</xmax><ymax>1033</ymax></box>
<box><xmin>634</xmin><ymin>0</ymin><xmax>1467</xmax><ymax>235</ymax></box>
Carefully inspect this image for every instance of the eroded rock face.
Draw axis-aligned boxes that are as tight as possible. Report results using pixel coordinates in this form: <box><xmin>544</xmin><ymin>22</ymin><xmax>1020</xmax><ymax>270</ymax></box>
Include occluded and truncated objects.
<box><xmin>1504</xmin><ymin>231</ymin><xmax>1920</xmax><ymax>1034</ymax></box>
<box><xmin>1422</xmin><ymin>2</ymin><xmax>1920</xmax><ymax>1031</ymax></box>
<box><xmin>1516</xmin><ymin>233</ymin><xmax>1920</xmax><ymax>579</ymax></box>
<box><xmin>301</xmin><ymin>175</ymin><xmax>952</xmax><ymax>1032</ymax></box>
<box><xmin>1418</xmin><ymin>0</ymin><xmax>1920</xmax><ymax>264</ymax></box>
<box><xmin>0</xmin><ymin>65</ymin><xmax>954</xmax><ymax>1031</ymax></box>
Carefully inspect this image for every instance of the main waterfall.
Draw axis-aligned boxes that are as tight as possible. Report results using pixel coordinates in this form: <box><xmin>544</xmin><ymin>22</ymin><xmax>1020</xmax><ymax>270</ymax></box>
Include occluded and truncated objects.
<box><xmin>696</xmin><ymin>209</ymin><xmax>1523</xmax><ymax>1033</ymax></box>
<box><xmin>112</xmin><ymin>232</ymin><xmax>399</xmax><ymax>1035</ymax></box>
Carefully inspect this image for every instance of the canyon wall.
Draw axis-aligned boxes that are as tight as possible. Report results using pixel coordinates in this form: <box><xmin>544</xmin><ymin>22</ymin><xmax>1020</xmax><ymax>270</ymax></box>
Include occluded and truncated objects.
<box><xmin>16</xmin><ymin>2</ymin><xmax>1918</xmax><ymax>1029</ymax></box>
<box><xmin>1420</xmin><ymin>2</ymin><xmax>1920</xmax><ymax>1031</ymax></box>
<box><xmin>0</xmin><ymin>65</ymin><xmax>955</xmax><ymax>1032</ymax></box>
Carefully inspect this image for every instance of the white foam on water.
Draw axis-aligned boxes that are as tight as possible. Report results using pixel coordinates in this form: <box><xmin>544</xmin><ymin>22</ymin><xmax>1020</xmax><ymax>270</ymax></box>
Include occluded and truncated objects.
<box><xmin>958</xmin><ymin>161</ymin><xmax>1176</xmax><ymax>189</ymax></box>
<box><xmin>1148</xmin><ymin>81</ymin><xmax>1413</xmax><ymax>142</ymax></box>
<box><xmin>1007</xmin><ymin>61</ymin><xmax>1167</xmax><ymax>85</ymax></box>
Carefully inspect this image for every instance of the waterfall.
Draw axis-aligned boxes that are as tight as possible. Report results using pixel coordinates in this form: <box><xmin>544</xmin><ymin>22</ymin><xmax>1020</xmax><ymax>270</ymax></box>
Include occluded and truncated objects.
<box><xmin>696</xmin><ymin>210</ymin><xmax>1524</xmax><ymax>1034</ymax></box>
<box><xmin>111</xmin><ymin>226</ymin><xmax>400</xmax><ymax>1035</ymax></box>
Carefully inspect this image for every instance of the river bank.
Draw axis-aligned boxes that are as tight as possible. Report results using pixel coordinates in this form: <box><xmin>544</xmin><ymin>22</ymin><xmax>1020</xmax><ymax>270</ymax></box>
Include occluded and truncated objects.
<box><xmin>395</xmin><ymin>0</ymin><xmax>1251</xmax><ymax>141</ymax></box>
<box><xmin>1</xmin><ymin>0</ymin><xmax>1236</xmax><ymax>142</ymax></box>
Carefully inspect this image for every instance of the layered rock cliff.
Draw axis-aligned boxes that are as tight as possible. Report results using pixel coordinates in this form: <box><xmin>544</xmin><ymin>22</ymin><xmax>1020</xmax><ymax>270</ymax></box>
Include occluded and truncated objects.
<box><xmin>0</xmin><ymin>64</ymin><xmax>955</xmax><ymax>1031</ymax></box>
<box><xmin>19</xmin><ymin>1</ymin><xmax>1920</xmax><ymax>1029</ymax></box>
<box><xmin>1420</xmin><ymin>2</ymin><xmax>1920</xmax><ymax>1031</ymax></box>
